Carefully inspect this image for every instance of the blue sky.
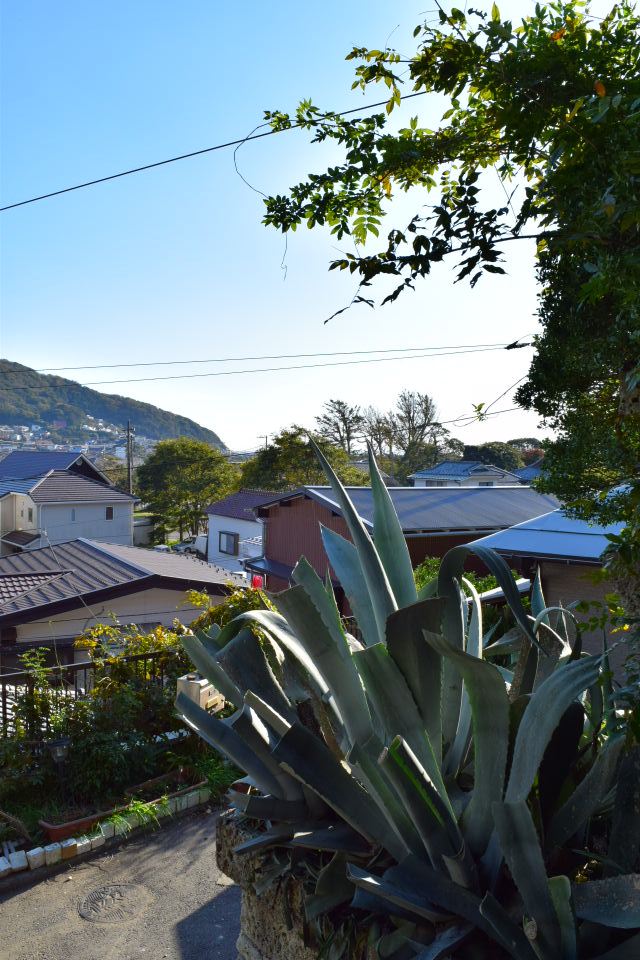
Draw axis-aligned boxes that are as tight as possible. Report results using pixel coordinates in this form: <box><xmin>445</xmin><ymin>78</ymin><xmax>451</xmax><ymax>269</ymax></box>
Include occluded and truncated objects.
<box><xmin>0</xmin><ymin>2</ymin><xmax>600</xmax><ymax>451</ymax></box>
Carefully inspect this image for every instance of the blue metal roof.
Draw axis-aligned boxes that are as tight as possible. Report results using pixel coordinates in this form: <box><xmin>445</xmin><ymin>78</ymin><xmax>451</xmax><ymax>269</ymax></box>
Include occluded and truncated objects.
<box><xmin>0</xmin><ymin>451</ymin><xmax>84</xmax><ymax>479</ymax></box>
<box><xmin>408</xmin><ymin>460</ymin><xmax>521</xmax><ymax>482</ymax></box>
<box><xmin>473</xmin><ymin>510</ymin><xmax>624</xmax><ymax>563</ymax></box>
<box><xmin>0</xmin><ymin>477</ymin><xmax>41</xmax><ymax>498</ymax></box>
<box><xmin>266</xmin><ymin>485</ymin><xmax>559</xmax><ymax>534</ymax></box>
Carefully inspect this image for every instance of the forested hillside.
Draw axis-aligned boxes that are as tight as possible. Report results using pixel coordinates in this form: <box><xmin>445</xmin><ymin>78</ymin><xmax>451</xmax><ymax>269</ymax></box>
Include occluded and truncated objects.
<box><xmin>0</xmin><ymin>360</ymin><xmax>224</xmax><ymax>446</ymax></box>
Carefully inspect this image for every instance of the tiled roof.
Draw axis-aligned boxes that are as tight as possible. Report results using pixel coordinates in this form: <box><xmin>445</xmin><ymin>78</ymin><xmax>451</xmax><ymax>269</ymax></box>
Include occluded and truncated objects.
<box><xmin>408</xmin><ymin>460</ymin><xmax>521</xmax><ymax>481</ymax></box>
<box><xmin>205</xmin><ymin>488</ymin><xmax>280</xmax><ymax>520</ymax></box>
<box><xmin>473</xmin><ymin>510</ymin><xmax>623</xmax><ymax>563</ymax></box>
<box><xmin>260</xmin><ymin>486</ymin><xmax>559</xmax><ymax>534</ymax></box>
<box><xmin>0</xmin><ymin>451</ymin><xmax>86</xmax><ymax>479</ymax></box>
<box><xmin>29</xmin><ymin>472</ymin><xmax>137</xmax><ymax>503</ymax></box>
<box><xmin>0</xmin><ymin>539</ymin><xmax>243</xmax><ymax>621</ymax></box>
<box><xmin>1</xmin><ymin>530</ymin><xmax>40</xmax><ymax>546</ymax></box>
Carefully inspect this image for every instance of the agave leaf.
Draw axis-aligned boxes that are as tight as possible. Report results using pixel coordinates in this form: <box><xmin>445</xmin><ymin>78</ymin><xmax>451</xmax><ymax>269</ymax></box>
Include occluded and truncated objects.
<box><xmin>572</xmin><ymin>875</ymin><xmax>640</xmax><ymax>928</ymax></box>
<box><xmin>243</xmin><ymin>691</ymin><xmax>291</xmax><ymax>737</ymax></box>
<box><xmin>232</xmin><ymin>823</ymin><xmax>297</xmax><ymax>855</ymax></box>
<box><xmin>288</xmin><ymin>822</ymin><xmax>372</xmax><ymax>856</ymax></box>
<box><xmin>230</xmin><ymin>705</ymin><xmax>304</xmax><ymax>800</ymax></box>
<box><xmin>320</xmin><ymin>526</ymin><xmax>380</xmax><ymax>646</ymax></box>
<box><xmin>379</xmin><ymin>737</ymin><xmax>461</xmax><ymax>871</ymax></box>
<box><xmin>589</xmin><ymin>932</ymin><xmax>640</xmax><ymax>959</ymax></box>
<box><xmin>352</xmin><ymin>642</ymin><xmax>452</xmax><ymax>815</ymax></box>
<box><xmin>424</xmin><ymin>630</ymin><xmax>509</xmax><ymax>855</ymax></box>
<box><xmin>175</xmin><ymin>692</ymin><xmax>283</xmax><ymax>797</ymax></box>
<box><xmin>606</xmin><ymin>745</ymin><xmax>640</xmax><ymax>877</ymax></box>
<box><xmin>311</xmin><ymin>437</ymin><xmax>397</xmax><ymax>639</ymax></box>
<box><xmin>305</xmin><ymin>852</ymin><xmax>355</xmax><ymax>921</ymax></box>
<box><xmin>346</xmin><ymin>863</ymin><xmax>453</xmax><ymax>925</ymax></box>
<box><xmin>385</xmin><ymin>598</ymin><xmax>445</xmax><ymax>764</ymax></box>
<box><xmin>409</xmin><ymin>922</ymin><xmax>473</xmax><ymax>960</ymax></box>
<box><xmin>548</xmin><ymin>875</ymin><xmax>577</xmax><ymax>960</ymax></box>
<box><xmin>383</xmin><ymin>856</ymin><xmax>491</xmax><ymax>932</ymax></box>
<box><xmin>348</xmin><ymin>739</ymin><xmax>423</xmax><ymax>862</ymax></box>
<box><xmin>271</xmin><ymin>721</ymin><xmax>396</xmax><ymax>850</ymax></box>
<box><xmin>479</xmin><ymin>891</ymin><xmax>540</xmax><ymax>960</ymax></box>
<box><xmin>181</xmin><ymin>632</ymin><xmax>243</xmax><ymax>707</ymax></box>
<box><xmin>531</xmin><ymin>566</ymin><xmax>549</xmax><ymax>624</ymax></box>
<box><xmin>216</xmin><ymin>626</ymin><xmax>296</xmax><ymax>720</ymax></box>
<box><xmin>445</xmin><ymin>578</ymin><xmax>483</xmax><ymax>778</ymax></box>
<box><xmin>537</xmin><ymin>701</ymin><xmax>585</xmax><ymax>828</ymax></box>
<box><xmin>367</xmin><ymin>442</ymin><xmax>417</xmax><ymax>610</ymax></box>
<box><xmin>228</xmin><ymin>790</ymin><xmax>310</xmax><ymax>822</ymax></box>
<box><xmin>492</xmin><ymin>800</ymin><xmax>563</xmax><ymax>959</ymax></box>
<box><xmin>417</xmin><ymin>577</ymin><xmax>439</xmax><ymax>601</ymax></box>
<box><xmin>271</xmin><ymin>580</ymin><xmax>373</xmax><ymax>748</ymax></box>
<box><xmin>505</xmin><ymin>656</ymin><xmax>602</xmax><ymax>803</ymax></box>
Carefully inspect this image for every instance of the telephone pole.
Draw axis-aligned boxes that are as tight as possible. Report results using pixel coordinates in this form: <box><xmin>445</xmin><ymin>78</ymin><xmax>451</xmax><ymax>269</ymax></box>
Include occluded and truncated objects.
<box><xmin>126</xmin><ymin>421</ymin><xmax>133</xmax><ymax>494</ymax></box>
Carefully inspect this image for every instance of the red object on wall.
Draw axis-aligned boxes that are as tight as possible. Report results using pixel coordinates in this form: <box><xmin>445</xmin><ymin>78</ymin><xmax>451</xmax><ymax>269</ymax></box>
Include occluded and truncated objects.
<box><xmin>251</xmin><ymin>575</ymin><xmax>263</xmax><ymax>589</ymax></box>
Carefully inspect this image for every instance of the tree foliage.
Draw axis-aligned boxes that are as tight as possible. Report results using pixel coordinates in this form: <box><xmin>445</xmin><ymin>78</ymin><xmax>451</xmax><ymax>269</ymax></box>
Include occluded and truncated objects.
<box><xmin>262</xmin><ymin>2</ymin><xmax>640</xmax><ymax>562</ymax></box>
<box><xmin>315</xmin><ymin>399</ymin><xmax>364</xmax><ymax>456</ymax></box>
<box><xmin>463</xmin><ymin>441</ymin><xmax>524</xmax><ymax>471</ymax></box>
<box><xmin>239</xmin><ymin>427</ymin><xmax>369</xmax><ymax>491</ymax></box>
<box><xmin>137</xmin><ymin>438</ymin><xmax>238</xmax><ymax>537</ymax></box>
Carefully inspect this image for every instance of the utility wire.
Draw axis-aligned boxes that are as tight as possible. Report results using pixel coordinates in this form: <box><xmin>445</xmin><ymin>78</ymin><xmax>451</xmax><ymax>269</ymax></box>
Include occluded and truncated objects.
<box><xmin>17</xmin><ymin>341</ymin><xmax>518</xmax><ymax>374</ymax></box>
<box><xmin>0</xmin><ymin>91</ymin><xmax>428</xmax><ymax>212</ymax></box>
<box><xmin>0</xmin><ymin>345</ymin><xmax>513</xmax><ymax>390</ymax></box>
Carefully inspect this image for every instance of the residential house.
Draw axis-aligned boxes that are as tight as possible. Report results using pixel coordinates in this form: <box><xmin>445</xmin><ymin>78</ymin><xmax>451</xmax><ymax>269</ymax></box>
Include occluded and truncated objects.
<box><xmin>408</xmin><ymin>461</ymin><xmax>523</xmax><ymax>487</ymax></box>
<box><xmin>0</xmin><ymin>538</ymin><xmax>244</xmax><ymax>669</ymax></box>
<box><xmin>205</xmin><ymin>488</ymin><xmax>279</xmax><ymax>572</ymax></box>
<box><xmin>0</xmin><ymin>451</ymin><xmax>136</xmax><ymax>556</ymax></box>
<box><xmin>246</xmin><ymin>485</ymin><xmax>558</xmax><ymax>598</ymax></box>
<box><xmin>473</xmin><ymin>509</ymin><xmax>625</xmax><ymax>668</ymax></box>
<box><xmin>512</xmin><ymin>457</ymin><xmax>545</xmax><ymax>485</ymax></box>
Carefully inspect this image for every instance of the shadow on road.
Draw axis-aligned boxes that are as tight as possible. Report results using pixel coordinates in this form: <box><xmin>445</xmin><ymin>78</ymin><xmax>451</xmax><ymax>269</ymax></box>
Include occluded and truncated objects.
<box><xmin>175</xmin><ymin>884</ymin><xmax>241</xmax><ymax>960</ymax></box>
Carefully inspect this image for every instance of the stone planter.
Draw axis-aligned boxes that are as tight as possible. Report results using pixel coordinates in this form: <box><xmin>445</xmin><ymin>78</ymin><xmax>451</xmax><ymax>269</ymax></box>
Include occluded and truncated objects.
<box><xmin>216</xmin><ymin>812</ymin><xmax>318</xmax><ymax>960</ymax></box>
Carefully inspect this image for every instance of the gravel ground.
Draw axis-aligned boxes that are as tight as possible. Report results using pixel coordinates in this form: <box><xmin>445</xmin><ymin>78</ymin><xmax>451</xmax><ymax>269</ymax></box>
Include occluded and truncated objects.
<box><xmin>0</xmin><ymin>809</ymin><xmax>241</xmax><ymax>960</ymax></box>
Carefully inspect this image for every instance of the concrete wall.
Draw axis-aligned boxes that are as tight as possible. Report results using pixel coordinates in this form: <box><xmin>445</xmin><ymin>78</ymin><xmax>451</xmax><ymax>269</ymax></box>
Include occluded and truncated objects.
<box><xmin>208</xmin><ymin>514</ymin><xmax>263</xmax><ymax>572</ymax></box>
<box><xmin>37</xmin><ymin>501</ymin><xmax>133</xmax><ymax>547</ymax></box>
<box><xmin>0</xmin><ymin>494</ymin><xmax>38</xmax><ymax>556</ymax></box>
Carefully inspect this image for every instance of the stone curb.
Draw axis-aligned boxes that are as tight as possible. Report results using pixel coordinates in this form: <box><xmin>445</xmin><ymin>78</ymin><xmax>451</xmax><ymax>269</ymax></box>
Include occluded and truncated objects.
<box><xmin>0</xmin><ymin>787</ymin><xmax>211</xmax><ymax>895</ymax></box>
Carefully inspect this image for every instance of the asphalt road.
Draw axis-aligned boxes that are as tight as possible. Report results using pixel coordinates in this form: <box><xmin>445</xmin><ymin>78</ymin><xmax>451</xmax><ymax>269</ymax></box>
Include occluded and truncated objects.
<box><xmin>0</xmin><ymin>809</ymin><xmax>241</xmax><ymax>960</ymax></box>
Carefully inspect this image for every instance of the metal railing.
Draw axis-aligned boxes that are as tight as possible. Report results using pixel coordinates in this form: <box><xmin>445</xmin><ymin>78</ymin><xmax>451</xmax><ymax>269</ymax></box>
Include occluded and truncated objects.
<box><xmin>0</xmin><ymin>649</ymin><xmax>179</xmax><ymax>739</ymax></box>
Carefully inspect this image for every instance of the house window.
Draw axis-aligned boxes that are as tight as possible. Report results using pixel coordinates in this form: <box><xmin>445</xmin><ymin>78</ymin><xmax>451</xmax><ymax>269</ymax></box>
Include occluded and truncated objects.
<box><xmin>479</xmin><ymin>481</ymin><xmax>494</xmax><ymax>487</ymax></box>
<box><xmin>219</xmin><ymin>531</ymin><xmax>239</xmax><ymax>555</ymax></box>
<box><xmin>71</xmin><ymin>508</ymin><xmax>76</xmax><ymax>521</ymax></box>
<box><xmin>106</xmin><ymin>506</ymin><xmax>114</xmax><ymax>520</ymax></box>
<box><xmin>28</xmin><ymin>508</ymin><xmax>33</xmax><ymax>523</ymax></box>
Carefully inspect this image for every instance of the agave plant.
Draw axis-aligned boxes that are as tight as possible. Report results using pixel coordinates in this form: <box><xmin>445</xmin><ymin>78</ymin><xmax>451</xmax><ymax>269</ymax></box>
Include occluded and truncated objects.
<box><xmin>176</xmin><ymin>442</ymin><xmax>639</xmax><ymax>959</ymax></box>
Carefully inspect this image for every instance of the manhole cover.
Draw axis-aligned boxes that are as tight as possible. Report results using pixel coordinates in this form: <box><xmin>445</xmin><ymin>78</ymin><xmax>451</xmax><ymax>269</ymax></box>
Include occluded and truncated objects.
<box><xmin>78</xmin><ymin>883</ymin><xmax>149</xmax><ymax>923</ymax></box>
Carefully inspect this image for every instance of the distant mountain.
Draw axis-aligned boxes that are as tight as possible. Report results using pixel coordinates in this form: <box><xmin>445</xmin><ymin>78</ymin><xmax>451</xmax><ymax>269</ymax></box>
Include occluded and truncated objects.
<box><xmin>0</xmin><ymin>360</ymin><xmax>225</xmax><ymax>447</ymax></box>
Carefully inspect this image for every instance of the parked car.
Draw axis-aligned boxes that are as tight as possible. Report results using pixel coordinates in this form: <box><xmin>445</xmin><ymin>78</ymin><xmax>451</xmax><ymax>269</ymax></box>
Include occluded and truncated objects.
<box><xmin>173</xmin><ymin>534</ymin><xmax>207</xmax><ymax>557</ymax></box>
<box><xmin>152</xmin><ymin>544</ymin><xmax>171</xmax><ymax>552</ymax></box>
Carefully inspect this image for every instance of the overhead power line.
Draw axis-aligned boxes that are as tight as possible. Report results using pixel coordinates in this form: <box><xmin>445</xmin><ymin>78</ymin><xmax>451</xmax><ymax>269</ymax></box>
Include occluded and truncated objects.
<box><xmin>0</xmin><ymin>345</ymin><xmax>515</xmax><ymax>390</ymax></box>
<box><xmin>19</xmin><ymin>341</ymin><xmax>517</xmax><ymax>374</ymax></box>
<box><xmin>0</xmin><ymin>92</ymin><xmax>428</xmax><ymax>212</ymax></box>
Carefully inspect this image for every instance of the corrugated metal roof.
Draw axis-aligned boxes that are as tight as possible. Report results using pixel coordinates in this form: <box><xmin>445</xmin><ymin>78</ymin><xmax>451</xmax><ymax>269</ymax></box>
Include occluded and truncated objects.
<box><xmin>0</xmin><ymin>451</ymin><xmax>85</xmax><ymax>479</ymax></box>
<box><xmin>205</xmin><ymin>488</ymin><xmax>279</xmax><ymax>520</ymax></box>
<box><xmin>408</xmin><ymin>461</ymin><xmax>520</xmax><ymax>481</ymax></box>
<box><xmin>261</xmin><ymin>486</ymin><xmax>559</xmax><ymax>534</ymax></box>
<box><xmin>1</xmin><ymin>530</ymin><xmax>40</xmax><ymax>546</ymax></box>
<box><xmin>30</xmin><ymin>472</ymin><xmax>136</xmax><ymax>503</ymax></box>
<box><xmin>0</xmin><ymin>477</ymin><xmax>41</xmax><ymax>498</ymax></box>
<box><xmin>473</xmin><ymin>509</ymin><xmax>624</xmax><ymax>562</ymax></box>
<box><xmin>0</xmin><ymin>539</ymin><xmax>243</xmax><ymax>619</ymax></box>
<box><xmin>512</xmin><ymin>459</ymin><xmax>544</xmax><ymax>483</ymax></box>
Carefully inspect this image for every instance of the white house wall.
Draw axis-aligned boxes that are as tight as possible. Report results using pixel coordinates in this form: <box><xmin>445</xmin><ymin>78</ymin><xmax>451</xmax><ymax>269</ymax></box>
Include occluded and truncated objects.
<box><xmin>13</xmin><ymin>586</ymin><xmax>205</xmax><ymax>651</ymax></box>
<box><xmin>37</xmin><ymin>502</ymin><xmax>133</xmax><ymax>547</ymax></box>
<box><xmin>207</xmin><ymin>514</ymin><xmax>263</xmax><ymax>572</ymax></box>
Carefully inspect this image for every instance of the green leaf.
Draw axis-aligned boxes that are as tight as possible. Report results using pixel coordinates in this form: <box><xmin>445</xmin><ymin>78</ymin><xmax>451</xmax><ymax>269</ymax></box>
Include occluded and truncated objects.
<box><xmin>492</xmin><ymin>800</ymin><xmax>563</xmax><ymax>959</ymax></box>
<box><xmin>321</xmin><ymin>526</ymin><xmax>379</xmax><ymax>646</ymax></box>
<box><xmin>479</xmin><ymin>891</ymin><xmax>539</xmax><ymax>960</ymax></box>
<box><xmin>367</xmin><ymin>442</ymin><xmax>417</xmax><ymax>609</ymax></box>
<box><xmin>424</xmin><ymin>630</ymin><xmax>509</xmax><ymax>855</ymax></box>
<box><xmin>386</xmin><ymin>598</ymin><xmax>445</xmax><ymax>765</ymax></box>
<box><xmin>549</xmin><ymin>735</ymin><xmax>624</xmax><ymax>848</ymax></box>
<box><xmin>181</xmin><ymin>632</ymin><xmax>243</xmax><ymax>707</ymax></box>
<box><xmin>505</xmin><ymin>657</ymin><xmax>601</xmax><ymax>803</ymax></box>
<box><xmin>175</xmin><ymin>692</ymin><xmax>284</xmax><ymax>797</ymax></box>
<box><xmin>548</xmin><ymin>875</ymin><xmax>577</xmax><ymax>960</ymax></box>
<box><xmin>572</xmin><ymin>875</ymin><xmax>640</xmax><ymax>928</ymax></box>
<box><xmin>311</xmin><ymin>437</ymin><xmax>397</xmax><ymax>641</ymax></box>
<box><xmin>353</xmin><ymin>642</ymin><xmax>452</xmax><ymax>816</ymax></box>
<box><xmin>271</xmin><ymin>580</ymin><xmax>373</xmax><ymax>748</ymax></box>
